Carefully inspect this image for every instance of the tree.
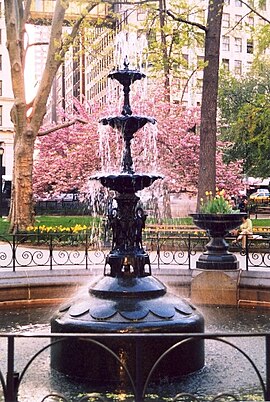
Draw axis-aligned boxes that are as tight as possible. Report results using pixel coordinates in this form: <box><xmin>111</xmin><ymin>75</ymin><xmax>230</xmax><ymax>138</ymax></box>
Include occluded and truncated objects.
<box><xmin>4</xmin><ymin>0</ymin><xmax>108</xmax><ymax>233</ymax></box>
<box><xmin>196</xmin><ymin>0</ymin><xmax>223</xmax><ymax>209</ymax></box>
<box><xmin>165</xmin><ymin>0</ymin><xmax>224</xmax><ymax>210</ymax></box>
<box><xmin>218</xmin><ymin>66</ymin><xmax>270</xmax><ymax>177</ymax></box>
<box><xmin>142</xmin><ymin>0</ymin><xmax>206</xmax><ymax>101</ymax></box>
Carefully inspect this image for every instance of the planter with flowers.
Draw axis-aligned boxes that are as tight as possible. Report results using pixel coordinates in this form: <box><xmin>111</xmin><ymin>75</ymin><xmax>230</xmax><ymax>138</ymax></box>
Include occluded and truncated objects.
<box><xmin>190</xmin><ymin>190</ymin><xmax>247</xmax><ymax>270</ymax></box>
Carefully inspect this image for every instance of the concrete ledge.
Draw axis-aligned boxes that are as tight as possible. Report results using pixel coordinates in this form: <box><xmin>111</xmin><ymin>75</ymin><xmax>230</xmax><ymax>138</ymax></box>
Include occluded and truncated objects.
<box><xmin>0</xmin><ymin>268</ymin><xmax>269</xmax><ymax>307</ymax></box>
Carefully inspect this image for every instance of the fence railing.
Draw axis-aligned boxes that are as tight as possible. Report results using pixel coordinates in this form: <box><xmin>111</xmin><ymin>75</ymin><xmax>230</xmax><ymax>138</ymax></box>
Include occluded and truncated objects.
<box><xmin>1</xmin><ymin>232</ymin><xmax>270</xmax><ymax>271</ymax></box>
<box><xmin>0</xmin><ymin>331</ymin><xmax>269</xmax><ymax>401</ymax></box>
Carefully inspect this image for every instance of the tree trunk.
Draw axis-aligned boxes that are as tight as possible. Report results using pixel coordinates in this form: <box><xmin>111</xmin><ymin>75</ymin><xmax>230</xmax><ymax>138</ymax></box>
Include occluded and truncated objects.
<box><xmin>9</xmin><ymin>127</ymin><xmax>36</xmax><ymax>233</ymax></box>
<box><xmin>159</xmin><ymin>0</ymin><xmax>170</xmax><ymax>101</ymax></box>
<box><xmin>4</xmin><ymin>0</ymin><xmax>70</xmax><ymax>232</ymax></box>
<box><xmin>196</xmin><ymin>0</ymin><xmax>224</xmax><ymax>211</ymax></box>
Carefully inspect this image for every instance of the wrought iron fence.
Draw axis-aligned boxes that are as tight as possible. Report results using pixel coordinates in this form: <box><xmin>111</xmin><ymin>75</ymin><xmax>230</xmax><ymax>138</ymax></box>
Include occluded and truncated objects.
<box><xmin>0</xmin><ymin>232</ymin><xmax>270</xmax><ymax>271</ymax></box>
<box><xmin>0</xmin><ymin>331</ymin><xmax>269</xmax><ymax>402</ymax></box>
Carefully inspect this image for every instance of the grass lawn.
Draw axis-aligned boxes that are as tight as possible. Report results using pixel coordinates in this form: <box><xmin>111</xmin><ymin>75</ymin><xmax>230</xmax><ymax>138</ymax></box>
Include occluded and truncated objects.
<box><xmin>1</xmin><ymin>215</ymin><xmax>270</xmax><ymax>236</ymax></box>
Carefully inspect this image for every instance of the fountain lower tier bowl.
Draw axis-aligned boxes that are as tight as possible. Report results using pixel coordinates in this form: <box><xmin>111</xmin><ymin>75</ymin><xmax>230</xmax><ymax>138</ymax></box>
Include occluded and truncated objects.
<box><xmin>51</xmin><ymin>275</ymin><xmax>205</xmax><ymax>385</ymax></box>
<box><xmin>93</xmin><ymin>173</ymin><xmax>163</xmax><ymax>193</ymax></box>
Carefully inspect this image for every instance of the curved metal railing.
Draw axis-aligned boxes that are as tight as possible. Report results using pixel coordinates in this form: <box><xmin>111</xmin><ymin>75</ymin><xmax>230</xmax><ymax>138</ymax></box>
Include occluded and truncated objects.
<box><xmin>0</xmin><ymin>332</ymin><xmax>269</xmax><ymax>401</ymax></box>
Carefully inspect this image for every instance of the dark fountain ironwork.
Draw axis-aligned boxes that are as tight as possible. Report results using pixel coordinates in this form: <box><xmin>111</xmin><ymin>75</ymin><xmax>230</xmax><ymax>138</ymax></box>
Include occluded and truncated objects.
<box><xmin>51</xmin><ymin>58</ymin><xmax>205</xmax><ymax>391</ymax></box>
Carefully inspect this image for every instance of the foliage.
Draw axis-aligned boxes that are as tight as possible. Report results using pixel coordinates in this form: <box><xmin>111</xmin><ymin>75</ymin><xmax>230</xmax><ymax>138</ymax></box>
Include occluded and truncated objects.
<box><xmin>218</xmin><ymin>66</ymin><xmax>270</xmax><ymax>177</ymax></box>
<box><xmin>141</xmin><ymin>0</ymin><xmax>206</xmax><ymax>93</ymax></box>
<box><xmin>199</xmin><ymin>189</ymin><xmax>237</xmax><ymax>214</ymax></box>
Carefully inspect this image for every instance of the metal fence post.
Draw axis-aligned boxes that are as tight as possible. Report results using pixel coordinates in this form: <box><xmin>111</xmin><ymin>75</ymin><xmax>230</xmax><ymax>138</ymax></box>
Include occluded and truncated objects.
<box><xmin>49</xmin><ymin>235</ymin><xmax>53</xmax><ymax>270</ymax></box>
<box><xmin>157</xmin><ymin>232</ymin><xmax>160</xmax><ymax>270</ymax></box>
<box><xmin>6</xmin><ymin>336</ymin><xmax>18</xmax><ymax>402</ymax></box>
<box><xmin>266</xmin><ymin>334</ymin><xmax>270</xmax><ymax>401</ymax></box>
<box><xmin>85</xmin><ymin>233</ymin><xmax>88</xmax><ymax>270</ymax></box>
<box><xmin>135</xmin><ymin>336</ymin><xmax>143</xmax><ymax>402</ymax></box>
<box><xmin>12</xmin><ymin>235</ymin><xmax>16</xmax><ymax>272</ymax></box>
<box><xmin>188</xmin><ymin>234</ymin><xmax>191</xmax><ymax>269</ymax></box>
<box><xmin>245</xmin><ymin>235</ymin><xmax>249</xmax><ymax>271</ymax></box>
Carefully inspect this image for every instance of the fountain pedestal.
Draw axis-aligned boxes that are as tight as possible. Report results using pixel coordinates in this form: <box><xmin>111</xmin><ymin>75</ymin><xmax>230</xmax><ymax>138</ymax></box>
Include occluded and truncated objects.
<box><xmin>51</xmin><ymin>58</ymin><xmax>205</xmax><ymax>387</ymax></box>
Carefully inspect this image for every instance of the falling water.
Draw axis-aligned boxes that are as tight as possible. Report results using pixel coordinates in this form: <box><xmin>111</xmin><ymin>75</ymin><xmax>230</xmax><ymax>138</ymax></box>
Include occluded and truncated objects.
<box><xmin>101</xmin><ymin>31</ymin><xmax>159</xmax><ymax>175</ymax></box>
<box><xmin>113</xmin><ymin>31</ymin><xmax>148</xmax><ymax>71</ymax></box>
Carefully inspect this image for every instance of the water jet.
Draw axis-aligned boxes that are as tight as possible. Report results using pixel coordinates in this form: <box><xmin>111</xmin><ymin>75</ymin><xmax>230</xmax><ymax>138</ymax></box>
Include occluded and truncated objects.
<box><xmin>50</xmin><ymin>58</ymin><xmax>205</xmax><ymax>387</ymax></box>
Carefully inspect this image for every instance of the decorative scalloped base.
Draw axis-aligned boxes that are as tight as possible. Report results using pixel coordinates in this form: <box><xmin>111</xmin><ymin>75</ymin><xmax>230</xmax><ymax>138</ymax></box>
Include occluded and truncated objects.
<box><xmin>51</xmin><ymin>275</ymin><xmax>205</xmax><ymax>384</ymax></box>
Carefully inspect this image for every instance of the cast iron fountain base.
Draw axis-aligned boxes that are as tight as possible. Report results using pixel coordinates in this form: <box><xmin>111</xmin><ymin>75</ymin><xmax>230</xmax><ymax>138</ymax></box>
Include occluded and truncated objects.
<box><xmin>51</xmin><ymin>273</ymin><xmax>204</xmax><ymax>385</ymax></box>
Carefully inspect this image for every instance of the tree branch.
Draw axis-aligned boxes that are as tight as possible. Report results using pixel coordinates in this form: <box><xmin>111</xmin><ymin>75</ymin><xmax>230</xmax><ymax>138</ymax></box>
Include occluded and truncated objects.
<box><xmin>38</xmin><ymin>118</ymin><xmax>88</xmax><ymax>137</ymax></box>
<box><xmin>240</xmin><ymin>0</ymin><xmax>270</xmax><ymax>24</ymax></box>
<box><xmin>166</xmin><ymin>9</ymin><xmax>207</xmax><ymax>32</ymax></box>
<box><xmin>22</xmin><ymin>0</ymin><xmax>32</xmax><ymax>27</ymax></box>
<box><xmin>28</xmin><ymin>42</ymin><xmax>49</xmax><ymax>48</ymax></box>
<box><xmin>225</xmin><ymin>11</ymin><xmax>252</xmax><ymax>35</ymax></box>
<box><xmin>59</xmin><ymin>3</ymin><xmax>98</xmax><ymax>59</ymax></box>
<box><xmin>157</xmin><ymin>138</ymin><xmax>174</xmax><ymax>153</ymax></box>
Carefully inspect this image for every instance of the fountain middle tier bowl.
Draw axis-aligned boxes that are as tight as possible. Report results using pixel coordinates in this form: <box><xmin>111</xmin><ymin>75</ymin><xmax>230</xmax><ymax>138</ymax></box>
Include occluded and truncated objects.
<box><xmin>93</xmin><ymin>172</ymin><xmax>163</xmax><ymax>193</ymax></box>
<box><xmin>100</xmin><ymin>115</ymin><xmax>156</xmax><ymax>138</ymax></box>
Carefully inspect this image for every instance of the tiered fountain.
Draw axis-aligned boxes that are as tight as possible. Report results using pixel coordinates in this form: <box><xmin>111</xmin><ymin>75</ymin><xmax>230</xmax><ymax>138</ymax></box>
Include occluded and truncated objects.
<box><xmin>51</xmin><ymin>58</ymin><xmax>205</xmax><ymax>388</ymax></box>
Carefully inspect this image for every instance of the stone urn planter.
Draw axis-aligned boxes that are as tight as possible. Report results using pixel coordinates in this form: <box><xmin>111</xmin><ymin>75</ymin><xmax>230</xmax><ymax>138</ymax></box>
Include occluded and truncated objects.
<box><xmin>190</xmin><ymin>213</ymin><xmax>247</xmax><ymax>270</ymax></box>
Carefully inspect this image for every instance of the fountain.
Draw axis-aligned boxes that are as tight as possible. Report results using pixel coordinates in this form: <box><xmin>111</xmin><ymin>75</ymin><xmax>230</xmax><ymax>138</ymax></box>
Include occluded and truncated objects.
<box><xmin>51</xmin><ymin>58</ymin><xmax>205</xmax><ymax>387</ymax></box>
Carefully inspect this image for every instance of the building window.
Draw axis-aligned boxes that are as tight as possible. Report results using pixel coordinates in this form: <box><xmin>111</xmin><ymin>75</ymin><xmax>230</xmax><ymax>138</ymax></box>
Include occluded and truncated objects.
<box><xmin>222</xmin><ymin>36</ymin><xmax>230</xmax><ymax>51</ymax></box>
<box><xmin>197</xmin><ymin>55</ymin><xmax>204</xmax><ymax>67</ymax></box>
<box><xmin>246</xmin><ymin>61</ymin><xmax>252</xmax><ymax>71</ymax></box>
<box><xmin>180</xmin><ymin>79</ymin><xmax>188</xmax><ymax>94</ymax></box>
<box><xmin>197</xmin><ymin>79</ymin><xmax>203</xmax><ymax>94</ymax></box>
<box><xmin>247</xmin><ymin>39</ymin><xmax>254</xmax><ymax>54</ymax></box>
<box><xmin>0</xmin><ymin>105</ymin><xmax>2</xmax><ymax>126</ymax></box>
<box><xmin>0</xmin><ymin>80</ymin><xmax>2</xmax><ymax>96</ymax></box>
<box><xmin>222</xmin><ymin>58</ymin><xmax>230</xmax><ymax>71</ymax></box>
<box><xmin>235</xmin><ymin>0</ymin><xmax>242</xmax><ymax>6</ymax></box>
<box><xmin>197</xmin><ymin>10</ymin><xmax>205</xmax><ymax>24</ymax></box>
<box><xmin>196</xmin><ymin>32</ymin><xmax>204</xmax><ymax>47</ymax></box>
<box><xmin>235</xmin><ymin>37</ymin><xmax>242</xmax><ymax>52</ymax></box>
<box><xmin>0</xmin><ymin>55</ymin><xmax>2</xmax><ymax>70</ymax></box>
<box><xmin>260</xmin><ymin>0</ymin><xmax>266</xmax><ymax>10</ymax></box>
<box><xmin>248</xmin><ymin>16</ymin><xmax>254</xmax><ymax>27</ymax></box>
<box><xmin>234</xmin><ymin>60</ymin><xmax>242</xmax><ymax>75</ymax></box>
<box><xmin>235</xmin><ymin>14</ymin><xmax>242</xmax><ymax>29</ymax></box>
<box><xmin>222</xmin><ymin>13</ymin><xmax>230</xmax><ymax>28</ymax></box>
<box><xmin>137</xmin><ymin>8</ymin><xmax>145</xmax><ymax>21</ymax></box>
<box><xmin>182</xmin><ymin>54</ymin><xmax>189</xmax><ymax>67</ymax></box>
